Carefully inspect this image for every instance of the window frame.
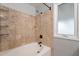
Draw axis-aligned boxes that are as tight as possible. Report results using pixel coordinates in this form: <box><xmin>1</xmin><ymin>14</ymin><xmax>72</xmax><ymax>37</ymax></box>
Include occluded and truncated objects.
<box><xmin>54</xmin><ymin>3</ymin><xmax>78</xmax><ymax>40</ymax></box>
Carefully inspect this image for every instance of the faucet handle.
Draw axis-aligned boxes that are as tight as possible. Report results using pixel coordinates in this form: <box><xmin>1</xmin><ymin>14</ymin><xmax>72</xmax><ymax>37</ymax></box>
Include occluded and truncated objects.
<box><xmin>40</xmin><ymin>35</ymin><xmax>43</xmax><ymax>39</ymax></box>
<box><xmin>38</xmin><ymin>42</ymin><xmax>42</xmax><ymax>44</ymax></box>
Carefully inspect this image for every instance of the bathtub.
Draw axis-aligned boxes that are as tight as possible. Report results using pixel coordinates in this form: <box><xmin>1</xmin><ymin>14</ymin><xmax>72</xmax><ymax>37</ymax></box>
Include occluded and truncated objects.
<box><xmin>0</xmin><ymin>42</ymin><xmax>51</xmax><ymax>56</ymax></box>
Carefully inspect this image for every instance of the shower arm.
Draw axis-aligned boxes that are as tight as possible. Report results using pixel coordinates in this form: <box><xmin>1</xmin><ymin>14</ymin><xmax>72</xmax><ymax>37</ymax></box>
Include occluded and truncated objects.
<box><xmin>43</xmin><ymin>3</ymin><xmax>51</xmax><ymax>10</ymax></box>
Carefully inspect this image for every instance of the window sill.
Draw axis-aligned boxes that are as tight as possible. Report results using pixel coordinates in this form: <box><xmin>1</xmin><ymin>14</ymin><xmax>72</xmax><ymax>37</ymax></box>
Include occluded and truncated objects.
<box><xmin>54</xmin><ymin>35</ymin><xmax>79</xmax><ymax>41</ymax></box>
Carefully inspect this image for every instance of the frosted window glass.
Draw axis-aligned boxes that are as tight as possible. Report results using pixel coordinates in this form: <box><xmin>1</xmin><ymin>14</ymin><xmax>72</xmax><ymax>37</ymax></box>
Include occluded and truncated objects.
<box><xmin>58</xmin><ymin>3</ymin><xmax>74</xmax><ymax>35</ymax></box>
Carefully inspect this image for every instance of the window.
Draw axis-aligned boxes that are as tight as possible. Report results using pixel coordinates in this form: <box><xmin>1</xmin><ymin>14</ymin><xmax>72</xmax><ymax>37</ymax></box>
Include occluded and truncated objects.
<box><xmin>58</xmin><ymin>3</ymin><xmax>74</xmax><ymax>35</ymax></box>
<box><xmin>54</xmin><ymin>3</ymin><xmax>78</xmax><ymax>40</ymax></box>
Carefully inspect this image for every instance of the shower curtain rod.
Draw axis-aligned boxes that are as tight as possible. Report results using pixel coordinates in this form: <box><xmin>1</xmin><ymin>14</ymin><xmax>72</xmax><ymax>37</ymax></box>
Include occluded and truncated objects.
<box><xmin>43</xmin><ymin>3</ymin><xmax>51</xmax><ymax>10</ymax></box>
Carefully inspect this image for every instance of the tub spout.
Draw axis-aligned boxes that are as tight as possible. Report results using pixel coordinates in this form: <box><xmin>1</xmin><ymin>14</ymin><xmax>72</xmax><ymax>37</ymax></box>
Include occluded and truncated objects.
<box><xmin>38</xmin><ymin>42</ymin><xmax>42</xmax><ymax>45</ymax></box>
<box><xmin>37</xmin><ymin>42</ymin><xmax>43</xmax><ymax>53</ymax></box>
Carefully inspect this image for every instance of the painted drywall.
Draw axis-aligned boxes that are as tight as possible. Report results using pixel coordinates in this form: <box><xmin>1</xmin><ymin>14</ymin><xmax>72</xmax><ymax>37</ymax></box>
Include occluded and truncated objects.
<box><xmin>54</xmin><ymin>38</ymin><xmax>79</xmax><ymax>56</ymax></box>
<box><xmin>1</xmin><ymin>3</ymin><xmax>53</xmax><ymax>16</ymax></box>
<box><xmin>1</xmin><ymin>3</ymin><xmax>36</xmax><ymax>16</ymax></box>
<box><xmin>77</xmin><ymin>4</ymin><xmax>79</xmax><ymax>38</ymax></box>
<box><xmin>53</xmin><ymin>4</ymin><xmax>57</xmax><ymax>36</ymax></box>
<box><xmin>35</xmin><ymin>3</ymin><xmax>53</xmax><ymax>15</ymax></box>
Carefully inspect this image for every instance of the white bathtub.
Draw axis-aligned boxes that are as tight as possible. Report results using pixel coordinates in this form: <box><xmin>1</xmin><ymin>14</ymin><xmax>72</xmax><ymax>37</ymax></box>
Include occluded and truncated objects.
<box><xmin>0</xmin><ymin>42</ymin><xmax>51</xmax><ymax>56</ymax></box>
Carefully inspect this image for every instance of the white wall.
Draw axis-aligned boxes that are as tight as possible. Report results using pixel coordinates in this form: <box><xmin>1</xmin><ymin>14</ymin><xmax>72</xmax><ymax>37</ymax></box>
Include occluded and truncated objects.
<box><xmin>36</xmin><ymin>5</ymin><xmax>48</xmax><ymax>15</ymax></box>
<box><xmin>1</xmin><ymin>3</ymin><xmax>36</xmax><ymax>16</ymax></box>
<box><xmin>1</xmin><ymin>3</ymin><xmax>53</xmax><ymax>16</ymax></box>
<box><xmin>35</xmin><ymin>3</ymin><xmax>52</xmax><ymax>15</ymax></box>
<box><xmin>54</xmin><ymin>38</ymin><xmax>79</xmax><ymax>56</ymax></box>
<box><xmin>53</xmin><ymin>4</ymin><xmax>57</xmax><ymax>36</ymax></box>
<box><xmin>78</xmin><ymin>4</ymin><xmax>79</xmax><ymax>38</ymax></box>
